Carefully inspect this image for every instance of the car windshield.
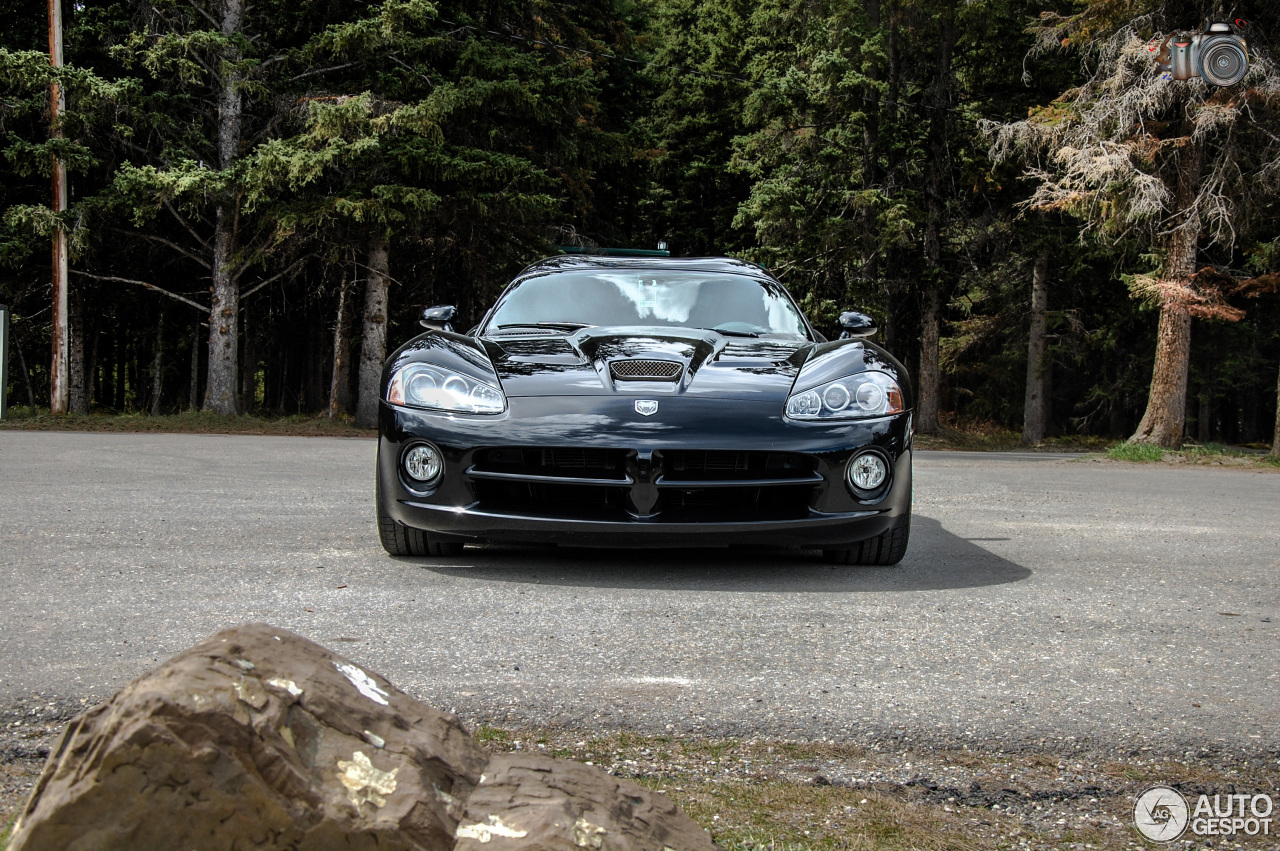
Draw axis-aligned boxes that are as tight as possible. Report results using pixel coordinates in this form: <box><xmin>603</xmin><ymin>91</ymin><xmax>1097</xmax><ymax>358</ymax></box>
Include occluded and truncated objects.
<box><xmin>484</xmin><ymin>270</ymin><xmax>810</xmax><ymax>339</ymax></box>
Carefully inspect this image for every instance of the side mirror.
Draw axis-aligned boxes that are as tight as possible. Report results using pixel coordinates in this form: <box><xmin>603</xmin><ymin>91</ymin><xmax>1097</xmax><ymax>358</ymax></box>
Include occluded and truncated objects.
<box><xmin>838</xmin><ymin>311</ymin><xmax>877</xmax><ymax>339</ymax></box>
<box><xmin>420</xmin><ymin>305</ymin><xmax>457</xmax><ymax>332</ymax></box>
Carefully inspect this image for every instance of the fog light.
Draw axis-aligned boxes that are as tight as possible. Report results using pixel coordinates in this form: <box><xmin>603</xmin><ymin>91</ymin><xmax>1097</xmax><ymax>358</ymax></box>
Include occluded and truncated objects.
<box><xmin>847</xmin><ymin>452</ymin><xmax>887</xmax><ymax>491</ymax></box>
<box><xmin>403</xmin><ymin>443</ymin><xmax>443</xmax><ymax>486</ymax></box>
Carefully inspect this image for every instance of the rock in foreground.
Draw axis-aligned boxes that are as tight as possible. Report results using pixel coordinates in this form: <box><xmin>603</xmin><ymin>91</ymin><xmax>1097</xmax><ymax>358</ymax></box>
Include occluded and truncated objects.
<box><xmin>8</xmin><ymin>624</ymin><xmax>717</xmax><ymax>851</ymax></box>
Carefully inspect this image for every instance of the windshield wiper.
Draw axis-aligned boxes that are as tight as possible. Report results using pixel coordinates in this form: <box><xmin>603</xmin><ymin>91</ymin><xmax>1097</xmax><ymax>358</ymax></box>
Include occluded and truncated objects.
<box><xmin>697</xmin><ymin>326</ymin><xmax>761</xmax><ymax>338</ymax></box>
<box><xmin>494</xmin><ymin>321</ymin><xmax>595</xmax><ymax>332</ymax></box>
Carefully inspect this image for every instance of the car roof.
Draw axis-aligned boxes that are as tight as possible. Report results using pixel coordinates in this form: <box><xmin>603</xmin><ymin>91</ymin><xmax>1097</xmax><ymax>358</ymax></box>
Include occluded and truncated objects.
<box><xmin>514</xmin><ymin>255</ymin><xmax>776</xmax><ymax>281</ymax></box>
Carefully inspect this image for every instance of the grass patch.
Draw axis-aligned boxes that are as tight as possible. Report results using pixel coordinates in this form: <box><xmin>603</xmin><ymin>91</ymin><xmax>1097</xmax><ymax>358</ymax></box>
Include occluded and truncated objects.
<box><xmin>1180</xmin><ymin>441</ymin><xmax>1245</xmax><ymax>459</ymax></box>
<box><xmin>662</xmin><ymin>781</ymin><xmax>994</xmax><ymax>851</ymax></box>
<box><xmin>1104</xmin><ymin>443</ymin><xmax>1164</xmax><ymax>463</ymax></box>
<box><xmin>0</xmin><ymin>407</ymin><xmax>374</xmax><ymax>438</ymax></box>
<box><xmin>0</xmin><ymin>813</ymin><xmax>14</xmax><ymax>851</ymax></box>
<box><xmin>472</xmin><ymin>725</ymin><xmax>511</xmax><ymax>745</ymax></box>
<box><xmin>465</xmin><ymin>728</ymin><xmax>1280</xmax><ymax>850</ymax></box>
<box><xmin>1093</xmin><ymin>441</ymin><xmax>1280</xmax><ymax>470</ymax></box>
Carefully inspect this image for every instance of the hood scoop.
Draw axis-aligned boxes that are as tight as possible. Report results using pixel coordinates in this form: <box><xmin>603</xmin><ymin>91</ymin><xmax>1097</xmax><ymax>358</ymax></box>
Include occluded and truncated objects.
<box><xmin>484</xmin><ymin>325</ymin><xmax>812</xmax><ymax>399</ymax></box>
<box><xmin>610</xmin><ymin>359</ymin><xmax>684</xmax><ymax>382</ymax></box>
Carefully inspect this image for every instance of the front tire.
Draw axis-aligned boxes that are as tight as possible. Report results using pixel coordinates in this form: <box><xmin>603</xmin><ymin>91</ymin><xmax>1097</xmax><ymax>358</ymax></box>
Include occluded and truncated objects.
<box><xmin>376</xmin><ymin>470</ymin><xmax>464</xmax><ymax>557</ymax></box>
<box><xmin>822</xmin><ymin>515</ymin><xmax>910</xmax><ymax>566</ymax></box>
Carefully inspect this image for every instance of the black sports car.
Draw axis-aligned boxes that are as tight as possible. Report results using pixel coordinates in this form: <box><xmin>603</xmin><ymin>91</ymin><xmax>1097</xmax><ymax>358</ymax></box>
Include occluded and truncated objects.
<box><xmin>376</xmin><ymin>255</ymin><xmax>913</xmax><ymax>564</ymax></box>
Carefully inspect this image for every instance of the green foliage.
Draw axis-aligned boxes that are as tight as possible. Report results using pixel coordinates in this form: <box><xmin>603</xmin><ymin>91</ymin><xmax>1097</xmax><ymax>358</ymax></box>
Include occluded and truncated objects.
<box><xmin>1106</xmin><ymin>443</ymin><xmax>1164</xmax><ymax>462</ymax></box>
<box><xmin>0</xmin><ymin>0</ymin><xmax>1275</xmax><ymax>439</ymax></box>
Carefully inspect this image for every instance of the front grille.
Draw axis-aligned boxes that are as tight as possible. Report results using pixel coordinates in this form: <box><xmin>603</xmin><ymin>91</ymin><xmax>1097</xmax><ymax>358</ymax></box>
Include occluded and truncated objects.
<box><xmin>473</xmin><ymin>480</ymin><xmax>631</xmax><ymax>520</ymax></box>
<box><xmin>659</xmin><ymin>485</ymin><xmax>814</xmax><ymax>522</ymax></box>
<box><xmin>610</xmin><ymin>359</ymin><xmax>683</xmax><ymax>381</ymax></box>
<box><xmin>473</xmin><ymin>447</ymin><xmax>627</xmax><ymax>480</ymax></box>
<box><xmin>663</xmin><ymin>451</ymin><xmax>817</xmax><ymax>482</ymax></box>
<box><xmin>467</xmin><ymin>447</ymin><xmax>820</xmax><ymax>523</ymax></box>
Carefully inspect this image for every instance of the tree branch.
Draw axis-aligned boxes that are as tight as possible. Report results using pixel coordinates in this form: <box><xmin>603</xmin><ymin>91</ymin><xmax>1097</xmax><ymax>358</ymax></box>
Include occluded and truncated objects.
<box><xmin>148</xmin><ymin>6</ymin><xmax>220</xmax><ymax>77</ymax></box>
<box><xmin>163</xmin><ymin>199</ymin><xmax>212</xmax><ymax>251</ymax></box>
<box><xmin>231</xmin><ymin>243</ymin><xmax>266</xmax><ymax>282</ymax></box>
<box><xmin>240</xmin><ymin>254</ymin><xmax>312</xmax><ymax>300</ymax></box>
<box><xmin>388</xmin><ymin>54</ymin><xmax>433</xmax><ymax>88</ymax></box>
<box><xmin>182</xmin><ymin>0</ymin><xmax>220</xmax><ymax>30</ymax></box>
<box><xmin>71</xmin><ymin>271</ymin><xmax>208</xmax><ymax>312</ymax></box>
<box><xmin>249</xmin><ymin>54</ymin><xmax>289</xmax><ymax>77</ymax></box>
<box><xmin>288</xmin><ymin>61</ymin><xmax>360</xmax><ymax>83</ymax></box>
<box><xmin>114</xmin><ymin>229</ymin><xmax>212</xmax><ymax>269</ymax></box>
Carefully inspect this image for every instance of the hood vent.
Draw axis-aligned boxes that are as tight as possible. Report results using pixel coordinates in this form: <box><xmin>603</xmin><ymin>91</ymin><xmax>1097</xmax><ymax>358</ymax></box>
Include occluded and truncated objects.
<box><xmin>610</xmin><ymin>359</ymin><xmax>683</xmax><ymax>382</ymax></box>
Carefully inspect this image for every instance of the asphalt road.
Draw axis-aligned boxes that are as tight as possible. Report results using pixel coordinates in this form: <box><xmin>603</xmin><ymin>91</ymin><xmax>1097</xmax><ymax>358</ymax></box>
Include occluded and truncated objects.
<box><xmin>1</xmin><ymin>432</ymin><xmax>1277</xmax><ymax>757</ymax></box>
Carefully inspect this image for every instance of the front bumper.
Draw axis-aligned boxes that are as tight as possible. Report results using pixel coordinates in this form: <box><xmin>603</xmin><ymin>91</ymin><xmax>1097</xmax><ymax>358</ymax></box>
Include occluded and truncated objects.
<box><xmin>378</xmin><ymin>396</ymin><xmax>912</xmax><ymax>549</ymax></box>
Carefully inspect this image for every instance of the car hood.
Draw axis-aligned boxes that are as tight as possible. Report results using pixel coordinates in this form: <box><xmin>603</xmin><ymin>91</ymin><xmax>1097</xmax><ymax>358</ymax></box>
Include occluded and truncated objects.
<box><xmin>479</xmin><ymin>326</ymin><xmax>811</xmax><ymax>400</ymax></box>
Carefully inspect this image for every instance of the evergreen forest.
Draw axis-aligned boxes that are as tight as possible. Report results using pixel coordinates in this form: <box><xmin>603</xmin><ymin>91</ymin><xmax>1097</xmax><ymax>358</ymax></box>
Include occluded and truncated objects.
<box><xmin>2</xmin><ymin>0</ymin><xmax>1279</xmax><ymax>450</ymax></box>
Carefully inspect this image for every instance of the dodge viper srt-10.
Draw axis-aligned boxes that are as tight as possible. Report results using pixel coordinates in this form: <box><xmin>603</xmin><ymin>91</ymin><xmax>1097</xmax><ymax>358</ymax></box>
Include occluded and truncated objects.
<box><xmin>376</xmin><ymin>255</ymin><xmax>913</xmax><ymax>564</ymax></box>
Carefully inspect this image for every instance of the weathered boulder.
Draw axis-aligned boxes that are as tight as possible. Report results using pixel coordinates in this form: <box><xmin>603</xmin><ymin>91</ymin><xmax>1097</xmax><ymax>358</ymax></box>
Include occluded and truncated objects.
<box><xmin>7</xmin><ymin>624</ymin><xmax>719</xmax><ymax>851</ymax></box>
<box><xmin>455</xmin><ymin>753</ymin><xmax>714</xmax><ymax>851</ymax></box>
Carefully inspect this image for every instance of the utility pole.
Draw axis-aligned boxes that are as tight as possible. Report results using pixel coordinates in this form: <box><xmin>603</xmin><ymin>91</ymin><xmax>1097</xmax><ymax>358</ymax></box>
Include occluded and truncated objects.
<box><xmin>48</xmin><ymin>0</ymin><xmax>69</xmax><ymax>415</ymax></box>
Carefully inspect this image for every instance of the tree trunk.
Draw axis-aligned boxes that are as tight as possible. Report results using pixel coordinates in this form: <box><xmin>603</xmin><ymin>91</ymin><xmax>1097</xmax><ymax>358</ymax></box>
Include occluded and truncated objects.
<box><xmin>863</xmin><ymin>0</ymin><xmax>880</xmax><ymax>181</ymax></box>
<box><xmin>189</xmin><ymin>324</ymin><xmax>200</xmax><ymax>411</ymax></box>
<box><xmin>113</xmin><ymin>328</ymin><xmax>125</xmax><ymax>410</ymax></box>
<box><xmin>48</xmin><ymin>0</ymin><xmax>69</xmax><ymax>416</ymax></box>
<box><xmin>150</xmin><ymin>310</ymin><xmax>164</xmax><ymax>416</ymax></box>
<box><xmin>305</xmin><ymin>317</ymin><xmax>325</xmax><ymax>412</ymax></box>
<box><xmin>204</xmin><ymin>215</ymin><xmax>241</xmax><ymax>413</ymax></box>
<box><xmin>1130</xmin><ymin>140</ymin><xmax>1202</xmax><ymax>447</ymax></box>
<box><xmin>1022</xmin><ymin>250</ymin><xmax>1050</xmax><ymax>444</ymax></box>
<box><xmin>916</xmin><ymin>0</ymin><xmax>956</xmax><ymax>435</ymax></box>
<box><xmin>1130</xmin><ymin>308</ymin><xmax>1192</xmax><ymax>447</ymax></box>
<box><xmin>329</xmin><ymin>272</ymin><xmax>352</xmax><ymax>419</ymax></box>
<box><xmin>127</xmin><ymin>337</ymin><xmax>138</xmax><ymax>410</ymax></box>
<box><xmin>263</xmin><ymin>339</ymin><xmax>277</xmax><ymax>414</ymax></box>
<box><xmin>68</xmin><ymin>287</ymin><xmax>87</xmax><ymax>414</ymax></box>
<box><xmin>1242</xmin><ymin>358</ymin><xmax>1260</xmax><ymax>444</ymax></box>
<box><xmin>861</xmin><ymin>0</ymin><xmax>882</xmax><ymax>285</ymax></box>
<box><xmin>15</xmin><ymin>339</ymin><xmax>36</xmax><ymax>409</ymax></box>
<box><xmin>879</xmin><ymin>0</ymin><xmax>900</xmax><ymax>359</ymax></box>
<box><xmin>355</xmin><ymin>233</ymin><xmax>390</xmax><ymax>429</ymax></box>
<box><xmin>1271</xmin><ymin>363</ymin><xmax>1279</xmax><ymax>456</ymax></box>
<box><xmin>241</xmin><ymin>309</ymin><xmax>255</xmax><ymax>414</ymax></box>
<box><xmin>1197</xmin><ymin>393</ymin><xmax>1212</xmax><ymax>443</ymax></box>
<box><xmin>917</xmin><ymin>287</ymin><xmax>941</xmax><ymax>431</ymax></box>
<box><xmin>86</xmin><ymin>325</ymin><xmax>99</xmax><ymax>409</ymax></box>
<box><xmin>887</xmin><ymin>0</ymin><xmax>899</xmax><ymax>118</ymax></box>
<box><xmin>202</xmin><ymin>0</ymin><xmax>244</xmax><ymax>415</ymax></box>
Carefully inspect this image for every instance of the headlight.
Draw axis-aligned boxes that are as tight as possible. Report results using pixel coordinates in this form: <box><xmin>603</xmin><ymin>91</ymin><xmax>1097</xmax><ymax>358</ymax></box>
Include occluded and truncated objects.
<box><xmin>387</xmin><ymin>363</ymin><xmax>506</xmax><ymax>414</ymax></box>
<box><xmin>786</xmin><ymin>371</ymin><xmax>904</xmax><ymax>420</ymax></box>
